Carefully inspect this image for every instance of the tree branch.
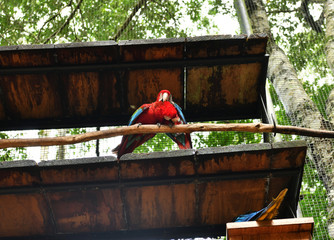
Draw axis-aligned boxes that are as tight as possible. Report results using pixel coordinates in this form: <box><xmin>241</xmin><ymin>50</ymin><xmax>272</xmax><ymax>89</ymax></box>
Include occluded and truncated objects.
<box><xmin>37</xmin><ymin>1</ymin><xmax>73</xmax><ymax>42</ymax></box>
<box><xmin>43</xmin><ymin>0</ymin><xmax>83</xmax><ymax>44</ymax></box>
<box><xmin>1</xmin><ymin>123</ymin><xmax>334</xmax><ymax>149</ymax></box>
<box><xmin>267</xmin><ymin>9</ymin><xmax>299</xmax><ymax>14</ymax></box>
<box><xmin>113</xmin><ymin>0</ymin><xmax>147</xmax><ymax>41</ymax></box>
<box><xmin>300</xmin><ymin>0</ymin><xmax>323</xmax><ymax>33</ymax></box>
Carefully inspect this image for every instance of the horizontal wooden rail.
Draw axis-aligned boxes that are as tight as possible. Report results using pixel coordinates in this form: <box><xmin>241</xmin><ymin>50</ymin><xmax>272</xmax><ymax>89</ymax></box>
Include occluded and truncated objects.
<box><xmin>1</xmin><ymin>123</ymin><xmax>334</xmax><ymax>149</ymax></box>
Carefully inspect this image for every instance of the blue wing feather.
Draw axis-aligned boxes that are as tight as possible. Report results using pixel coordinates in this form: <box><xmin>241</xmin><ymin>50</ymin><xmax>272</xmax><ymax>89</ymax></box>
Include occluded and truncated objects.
<box><xmin>128</xmin><ymin>106</ymin><xmax>149</xmax><ymax>126</ymax></box>
<box><xmin>234</xmin><ymin>209</ymin><xmax>264</xmax><ymax>222</ymax></box>
<box><xmin>172</xmin><ymin>102</ymin><xmax>187</xmax><ymax>124</ymax></box>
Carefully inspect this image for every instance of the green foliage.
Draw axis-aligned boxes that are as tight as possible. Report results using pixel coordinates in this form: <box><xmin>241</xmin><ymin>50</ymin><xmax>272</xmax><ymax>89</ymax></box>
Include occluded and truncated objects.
<box><xmin>0</xmin><ymin>132</ymin><xmax>27</xmax><ymax>161</ymax></box>
<box><xmin>133</xmin><ymin>120</ymin><xmax>263</xmax><ymax>154</ymax></box>
<box><xmin>300</xmin><ymin>161</ymin><xmax>330</xmax><ymax>239</ymax></box>
<box><xmin>67</xmin><ymin>128</ymin><xmax>95</xmax><ymax>158</ymax></box>
<box><xmin>0</xmin><ymin>0</ymin><xmax>228</xmax><ymax>45</ymax></box>
<box><xmin>193</xmin><ymin>120</ymin><xmax>262</xmax><ymax>149</ymax></box>
<box><xmin>266</xmin><ymin>0</ymin><xmax>332</xmax><ymax>86</ymax></box>
<box><xmin>134</xmin><ymin>133</ymin><xmax>176</xmax><ymax>153</ymax></box>
<box><xmin>302</xmin><ymin>82</ymin><xmax>334</xmax><ymax>120</ymax></box>
<box><xmin>0</xmin><ymin>0</ymin><xmax>333</xmax><ymax>238</ymax></box>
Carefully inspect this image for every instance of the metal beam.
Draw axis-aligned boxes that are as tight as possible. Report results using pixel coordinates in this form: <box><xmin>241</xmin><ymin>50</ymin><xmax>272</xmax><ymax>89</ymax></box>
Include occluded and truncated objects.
<box><xmin>0</xmin><ymin>167</ymin><xmax>301</xmax><ymax>196</ymax></box>
<box><xmin>0</xmin><ymin>55</ymin><xmax>267</xmax><ymax>75</ymax></box>
<box><xmin>234</xmin><ymin>0</ymin><xmax>253</xmax><ymax>35</ymax></box>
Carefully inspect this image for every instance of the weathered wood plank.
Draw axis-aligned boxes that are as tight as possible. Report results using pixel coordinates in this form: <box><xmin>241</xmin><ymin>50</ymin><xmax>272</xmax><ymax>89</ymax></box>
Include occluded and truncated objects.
<box><xmin>226</xmin><ymin>217</ymin><xmax>314</xmax><ymax>240</ymax></box>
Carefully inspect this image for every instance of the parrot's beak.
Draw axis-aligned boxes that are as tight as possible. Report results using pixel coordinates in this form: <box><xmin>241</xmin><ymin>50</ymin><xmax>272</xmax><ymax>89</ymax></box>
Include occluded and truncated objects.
<box><xmin>162</xmin><ymin>92</ymin><xmax>169</xmax><ymax>102</ymax></box>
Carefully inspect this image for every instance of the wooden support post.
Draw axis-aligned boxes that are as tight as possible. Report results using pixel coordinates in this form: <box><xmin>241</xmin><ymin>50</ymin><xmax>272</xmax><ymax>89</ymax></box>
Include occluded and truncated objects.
<box><xmin>226</xmin><ymin>217</ymin><xmax>314</xmax><ymax>240</ymax></box>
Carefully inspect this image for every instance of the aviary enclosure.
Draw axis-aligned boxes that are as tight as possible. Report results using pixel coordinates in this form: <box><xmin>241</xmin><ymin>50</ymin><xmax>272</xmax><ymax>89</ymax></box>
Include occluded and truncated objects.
<box><xmin>0</xmin><ymin>0</ymin><xmax>333</xmax><ymax>239</ymax></box>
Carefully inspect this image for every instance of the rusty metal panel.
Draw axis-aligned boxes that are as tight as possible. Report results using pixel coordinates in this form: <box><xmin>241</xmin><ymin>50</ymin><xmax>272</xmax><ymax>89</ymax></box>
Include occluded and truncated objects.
<box><xmin>186</xmin><ymin>34</ymin><xmax>267</xmax><ymax>58</ymax></box>
<box><xmin>124</xmin><ymin>184</ymin><xmax>196</xmax><ymax>230</ymax></box>
<box><xmin>198</xmin><ymin>179</ymin><xmax>267</xmax><ymax>225</ymax></box>
<box><xmin>196</xmin><ymin>144</ymin><xmax>272</xmax><ymax>174</ymax></box>
<box><xmin>0</xmin><ymin>193</ymin><xmax>52</xmax><ymax>237</ymax></box>
<box><xmin>62</xmin><ymin>72</ymin><xmax>100</xmax><ymax>117</ymax></box>
<box><xmin>125</xmin><ymin>68</ymin><xmax>184</xmax><ymax>112</ymax></box>
<box><xmin>55</xmin><ymin>41</ymin><xmax>118</xmax><ymax>65</ymax></box>
<box><xmin>0</xmin><ymin>160</ymin><xmax>39</xmax><ymax>187</ymax></box>
<box><xmin>186</xmin><ymin>63</ymin><xmax>262</xmax><ymax>116</ymax></box>
<box><xmin>0</xmin><ymin>74</ymin><xmax>63</xmax><ymax>120</ymax></box>
<box><xmin>98</xmin><ymin>71</ymin><xmax>122</xmax><ymax>115</ymax></box>
<box><xmin>0</xmin><ymin>44</ymin><xmax>56</xmax><ymax>68</ymax></box>
<box><xmin>120</xmin><ymin>38</ymin><xmax>185</xmax><ymax>113</ymax></box>
<box><xmin>270</xmin><ymin>141</ymin><xmax>307</xmax><ymax>169</ymax></box>
<box><xmin>48</xmin><ymin>188</ymin><xmax>125</xmax><ymax>233</ymax></box>
<box><xmin>39</xmin><ymin>157</ymin><xmax>118</xmax><ymax>184</ymax></box>
<box><xmin>119</xmin><ymin>38</ymin><xmax>184</xmax><ymax>62</ymax></box>
<box><xmin>0</xmin><ymin>141</ymin><xmax>305</xmax><ymax>239</ymax></box>
<box><xmin>120</xmin><ymin>149</ymin><xmax>195</xmax><ymax>180</ymax></box>
<box><xmin>0</xmin><ymin>35</ymin><xmax>268</xmax><ymax>129</ymax></box>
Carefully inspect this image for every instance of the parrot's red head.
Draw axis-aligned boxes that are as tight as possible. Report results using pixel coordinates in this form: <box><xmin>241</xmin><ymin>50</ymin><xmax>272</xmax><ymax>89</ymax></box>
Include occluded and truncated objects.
<box><xmin>157</xmin><ymin>90</ymin><xmax>172</xmax><ymax>102</ymax></box>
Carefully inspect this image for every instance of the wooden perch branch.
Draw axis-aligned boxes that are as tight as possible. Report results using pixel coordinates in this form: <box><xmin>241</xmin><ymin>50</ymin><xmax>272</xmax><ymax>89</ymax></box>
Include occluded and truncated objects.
<box><xmin>1</xmin><ymin>123</ymin><xmax>334</xmax><ymax>149</ymax></box>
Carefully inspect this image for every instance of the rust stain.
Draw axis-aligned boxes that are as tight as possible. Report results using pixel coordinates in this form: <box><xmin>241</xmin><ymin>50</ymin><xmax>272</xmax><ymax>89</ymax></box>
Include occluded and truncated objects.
<box><xmin>65</xmin><ymin>72</ymin><xmax>99</xmax><ymax>116</ymax></box>
<box><xmin>57</xmin><ymin>47</ymin><xmax>116</xmax><ymax>65</ymax></box>
<box><xmin>124</xmin><ymin>184</ymin><xmax>196</xmax><ymax>229</ymax></box>
<box><xmin>1</xmin><ymin>74</ymin><xmax>62</xmax><ymax>119</ymax></box>
<box><xmin>197</xmin><ymin>152</ymin><xmax>270</xmax><ymax>174</ymax></box>
<box><xmin>187</xmin><ymin>63</ymin><xmax>261</xmax><ymax>109</ymax></box>
<box><xmin>0</xmin><ymin>170</ymin><xmax>39</xmax><ymax>187</ymax></box>
<box><xmin>50</xmin><ymin>189</ymin><xmax>125</xmax><ymax>233</ymax></box>
<box><xmin>198</xmin><ymin>179</ymin><xmax>266</xmax><ymax>225</ymax></box>
<box><xmin>0</xmin><ymin>194</ymin><xmax>51</xmax><ymax>237</ymax></box>
<box><xmin>271</xmin><ymin>148</ymin><xmax>306</xmax><ymax>169</ymax></box>
<box><xmin>126</xmin><ymin>68</ymin><xmax>183</xmax><ymax>111</ymax></box>
<box><xmin>122</xmin><ymin>45</ymin><xmax>183</xmax><ymax>62</ymax></box>
<box><xmin>2</xmin><ymin>51</ymin><xmax>54</xmax><ymax>67</ymax></box>
<box><xmin>120</xmin><ymin>159</ymin><xmax>195</xmax><ymax>180</ymax></box>
<box><xmin>98</xmin><ymin>71</ymin><xmax>121</xmax><ymax>113</ymax></box>
<box><xmin>40</xmin><ymin>166</ymin><xmax>118</xmax><ymax>185</ymax></box>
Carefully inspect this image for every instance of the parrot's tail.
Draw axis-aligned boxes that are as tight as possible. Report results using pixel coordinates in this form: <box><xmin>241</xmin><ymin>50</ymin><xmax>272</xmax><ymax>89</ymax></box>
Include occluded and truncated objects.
<box><xmin>257</xmin><ymin>188</ymin><xmax>288</xmax><ymax>221</ymax></box>
<box><xmin>112</xmin><ymin>144</ymin><xmax>120</xmax><ymax>154</ymax></box>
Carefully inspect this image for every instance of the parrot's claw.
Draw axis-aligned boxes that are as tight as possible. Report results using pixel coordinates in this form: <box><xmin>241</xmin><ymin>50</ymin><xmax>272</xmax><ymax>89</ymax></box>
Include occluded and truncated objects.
<box><xmin>156</xmin><ymin>123</ymin><xmax>161</xmax><ymax>128</ymax></box>
<box><xmin>137</xmin><ymin>123</ymin><xmax>142</xmax><ymax>128</ymax></box>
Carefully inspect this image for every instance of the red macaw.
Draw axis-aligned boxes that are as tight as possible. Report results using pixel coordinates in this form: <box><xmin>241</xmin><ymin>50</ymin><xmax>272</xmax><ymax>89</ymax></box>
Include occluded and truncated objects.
<box><xmin>113</xmin><ymin>90</ymin><xmax>192</xmax><ymax>159</ymax></box>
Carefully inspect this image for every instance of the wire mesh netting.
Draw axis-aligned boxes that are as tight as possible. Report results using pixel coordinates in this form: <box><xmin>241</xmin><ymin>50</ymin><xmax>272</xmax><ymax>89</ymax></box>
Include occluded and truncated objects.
<box><xmin>1</xmin><ymin>0</ymin><xmax>334</xmax><ymax>239</ymax></box>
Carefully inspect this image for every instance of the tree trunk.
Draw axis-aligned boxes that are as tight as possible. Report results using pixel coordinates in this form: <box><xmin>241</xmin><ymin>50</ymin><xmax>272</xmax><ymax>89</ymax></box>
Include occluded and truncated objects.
<box><xmin>246</xmin><ymin>0</ymin><xmax>334</xmax><ymax>236</ymax></box>
<box><xmin>325</xmin><ymin>0</ymin><xmax>334</xmax><ymax>72</ymax></box>
<box><xmin>327</xmin><ymin>88</ymin><xmax>334</xmax><ymax>124</ymax></box>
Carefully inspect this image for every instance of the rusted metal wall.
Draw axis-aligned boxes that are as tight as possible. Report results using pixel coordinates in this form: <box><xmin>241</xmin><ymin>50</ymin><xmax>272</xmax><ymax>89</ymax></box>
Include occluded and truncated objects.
<box><xmin>0</xmin><ymin>141</ymin><xmax>306</xmax><ymax>239</ymax></box>
<box><xmin>0</xmin><ymin>34</ymin><xmax>268</xmax><ymax>130</ymax></box>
